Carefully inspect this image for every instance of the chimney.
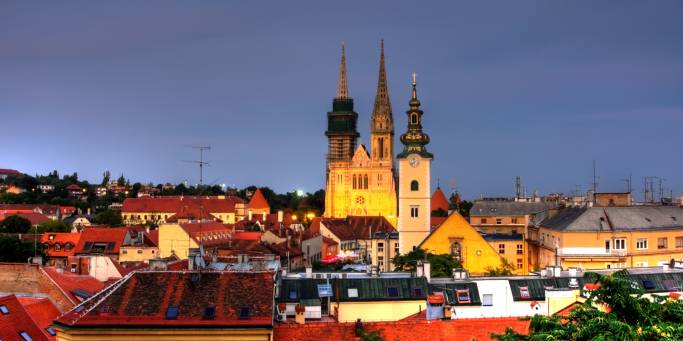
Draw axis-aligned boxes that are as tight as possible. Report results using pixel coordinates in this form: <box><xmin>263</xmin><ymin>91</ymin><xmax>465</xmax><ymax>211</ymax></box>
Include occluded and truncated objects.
<box><xmin>262</xmin><ymin>211</ymin><xmax>267</xmax><ymax>221</ymax></box>
<box><xmin>278</xmin><ymin>210</ymin><xmax>284</xmax><ymax>223</ymax></box>
<box><xmin>248</xmin><ymin>210</ymin><xmax>253</xmax><ymax>221</ymax></box>
<box><xmin>305</xmin><ymin>266</ymin><xmax>312</xmax><ymax>278</ymax></box>
<box><xmin>422</xmin><ymin>261</ymin><xmax>431</xmax><ymax>282</ymax></box>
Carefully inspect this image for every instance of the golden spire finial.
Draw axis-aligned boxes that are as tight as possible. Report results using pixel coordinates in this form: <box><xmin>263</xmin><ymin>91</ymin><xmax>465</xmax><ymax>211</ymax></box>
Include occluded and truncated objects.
<box><xmin>336</xmin><ymin>42</ymin><xmax>349</xmax><ymax>99</ymax></box>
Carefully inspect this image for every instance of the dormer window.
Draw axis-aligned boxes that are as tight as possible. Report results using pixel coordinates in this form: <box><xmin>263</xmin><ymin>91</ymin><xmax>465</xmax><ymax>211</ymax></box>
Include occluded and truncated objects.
<box><xmin>519</xmin><ymin>286</ymin><xmax>530</xmax><ymax>299</ymax></box>
<box><xmin>456</xmin><ymin>289</ymin><xmax>471</xmax><ymax>303</ymax></box>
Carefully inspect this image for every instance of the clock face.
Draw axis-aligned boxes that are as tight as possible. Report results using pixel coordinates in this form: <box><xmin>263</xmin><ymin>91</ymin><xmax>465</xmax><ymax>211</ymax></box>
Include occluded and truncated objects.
<box><xmin>408</xmin><ymin>155</ymin><xmax>420</xmax><ymax>168</ymax></box>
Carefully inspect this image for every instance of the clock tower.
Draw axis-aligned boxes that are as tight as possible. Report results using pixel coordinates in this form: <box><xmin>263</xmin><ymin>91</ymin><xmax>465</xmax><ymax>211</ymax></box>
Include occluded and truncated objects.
<box><xmin>397</xmin><ymin>73</ymin><xmax>433</xmax><ymax>255</ymax></box>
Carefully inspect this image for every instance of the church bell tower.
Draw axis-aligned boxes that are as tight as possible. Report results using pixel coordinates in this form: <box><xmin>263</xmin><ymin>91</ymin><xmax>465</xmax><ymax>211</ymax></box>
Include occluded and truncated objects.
<box><xmin>397</xmin><ymin>73</ymin><xmax>433</xmax><ymax>255</ymax></box>
<box><xmin>370</xmin><ymin>40</ymin><xmax>394</xmax><ymax>166</ymax></box>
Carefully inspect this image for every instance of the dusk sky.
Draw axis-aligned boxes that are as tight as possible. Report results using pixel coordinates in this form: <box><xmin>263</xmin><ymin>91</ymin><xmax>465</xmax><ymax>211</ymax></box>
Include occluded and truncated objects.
<box><xmin>2</xmin><ymin>1</ymin><xmax>682</xmax><ymax>199</ymax></box>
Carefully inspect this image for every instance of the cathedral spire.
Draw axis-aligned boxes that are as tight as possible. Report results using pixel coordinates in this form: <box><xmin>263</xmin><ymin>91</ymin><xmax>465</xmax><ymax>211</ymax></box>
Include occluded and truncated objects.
<box><xmin>336</xmin><ymin>43</ymin><xmax>349</xmax><ymax>99</ymax></box>
<box><xmin>371</xmin><ymin>40</ymin><xmax>392</xmax><ymax>124</ymax></box>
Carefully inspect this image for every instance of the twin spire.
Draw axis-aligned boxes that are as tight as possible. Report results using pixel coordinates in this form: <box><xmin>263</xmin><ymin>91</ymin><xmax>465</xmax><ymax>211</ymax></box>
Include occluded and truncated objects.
<box><xmin>372</xmin><ymin>40</ymin><xmax>392</xmax><ymax>119</ymax></box>
<box><xmin>336</xmin><ymin>43</ymin><xmax>349</xmax><ymax>100</ymax></box>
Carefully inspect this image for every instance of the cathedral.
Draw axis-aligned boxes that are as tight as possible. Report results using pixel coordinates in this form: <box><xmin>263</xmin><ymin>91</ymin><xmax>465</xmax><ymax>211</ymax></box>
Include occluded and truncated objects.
<box><xmin>324</xmin><ymin>42</ymin><xmax>398</xmax><ymax>223</ymax></box>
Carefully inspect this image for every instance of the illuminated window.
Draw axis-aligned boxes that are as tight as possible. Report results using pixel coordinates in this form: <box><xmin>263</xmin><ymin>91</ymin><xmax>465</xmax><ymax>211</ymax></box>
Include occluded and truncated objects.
<box><xmin>519</xmin><ymin>286</ymin><xmax>530</xmax><ymax>299</ymax></box>
<box><xmin>348</xmin><ymin>288</ymin><xmax>359</xmax><ymax>298</ymax></box>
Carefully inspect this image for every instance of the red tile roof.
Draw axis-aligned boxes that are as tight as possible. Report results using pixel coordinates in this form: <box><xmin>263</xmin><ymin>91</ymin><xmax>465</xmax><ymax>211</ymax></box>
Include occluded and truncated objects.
<box><xmin>431</xmin><ymin>186</ymin><xmax>450</xmax><ymax>213</ymax></box>
<box><xmin>18</xmin><ymin>297</ymin><xmax>61</xmax><ymax>339</ymax></box>
<box><xmin>180</xmin><ymin>222</ymin><xmax>234</xmax><ymax>246</ymax></box>
<box><xmin>232</xmin><ymin>231</ymin><xmax>262</xmax><ymax>241</ymax></box>
<box><xmin>74</xmin><ymin>227</ymin><xmax>128</xmax><ymax>255</ymax></box>
<box><xmin>54</xmin><ymin>271</ymin><xmax>274</xmax><ymax>328</ymax></box>
<box><xmin>0</xmin><ymin>212</ymin><xmax>50</xmax><ymax>226</ymax></box>
<box><xmin>122</xmin><ymin>196</ymin><xmax>244</xmax><ymax>213</ymax></box>
<box><xmin>41</xmin><ymin>232</ymin><xmax>81</xmax><ymax>257</ymax></box>
<box><xmin>247</xmin><ymin>189</ymin><xmax>270</xmax><ymax>210</ymax></box>
<box><xmin>42</xmin><ymin>267</ymin><xmax>105</xmax><ymax>304</ymax></box>
<box><xmin>0</xmin><ymin>168</ymin><xmax>21</xmax><ymax>175</ymax></box>
<box><xmin>166</xmin><ymin>205</ymin><xmax>222</xmax><ymax>223</ymax></box>
<box><xmin>274</xmin><ymin>317</ymin><xmax>529</xmax><ymax>341</ymax></box>
<box><xmin>320</xmin><ymin>216</ymin><xmax>395</xmax><ymax>241</ymax></box>
<box><xmin>0</xmin><ymin>294</ymin><xmax>51</xmax><ymax>341</ymax></box>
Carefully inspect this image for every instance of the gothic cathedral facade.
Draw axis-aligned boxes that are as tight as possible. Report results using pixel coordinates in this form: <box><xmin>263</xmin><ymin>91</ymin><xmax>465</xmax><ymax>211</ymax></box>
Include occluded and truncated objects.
<box><xmin>324</xmin><ymin>42</ymin><xmax>398</xmax><ymax>223</ymax></box>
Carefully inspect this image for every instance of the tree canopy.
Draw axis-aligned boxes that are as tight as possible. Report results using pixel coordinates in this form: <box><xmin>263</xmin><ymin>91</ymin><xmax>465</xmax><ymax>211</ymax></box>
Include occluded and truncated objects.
<box><xmin>0</xmin><ymin>214</ymin><xmax>33</xmax><ymax>233</ymax></box>
<box><xmin>492</xmin><ymin>270</ymin><xmax>683</xmax><ymax>340</ymax></box>
<box><xmin>0</xmin><ymin>235</ymin><xmax>42</xmax><ymax>263</ymax></box>
<box><xmin>392</xmin><ymin>248</ymin><xmax>462</xmax><ymax>277</ymax></box>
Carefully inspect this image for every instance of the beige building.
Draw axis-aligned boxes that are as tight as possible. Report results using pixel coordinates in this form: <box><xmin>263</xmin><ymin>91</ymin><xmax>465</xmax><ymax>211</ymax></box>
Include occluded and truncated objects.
<box><xmin>324</xmin><ymin>42</ymin><xmax>397</xmax><ymax>224</ymax></box>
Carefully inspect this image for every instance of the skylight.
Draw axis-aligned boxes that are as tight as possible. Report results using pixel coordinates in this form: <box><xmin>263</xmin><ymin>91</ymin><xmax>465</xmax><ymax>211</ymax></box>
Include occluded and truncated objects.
<box><xmin>203</xmin><ymin>306</ymin><xmax>216</xmax><ymax>320</ymax></box>
<box><xmin>19</xmin><ymin>332</ymin><xmax>33</xmax><ymax>341</ymax></box>
<box><xmin>288</xmin><ymin>289</ymin><xmax>297</xmax><ymax>300</ymax></box>
<box><xmin>0</xmin><ymin>304</ymin><xmax>8</xmax><ymax>314</ymax></box>
<box><xmin>239</xmin><ymin>306</ymin><xmax>251</xmax><ymax>319</ymax></box>
<box><xmin>663</xmin><ymin>279</ymin><xmax>681</xmax><ymax>291</ymax></box>
<box><xmin>387</xmin><ymin>287</ymin><xmax>400</xmax><ymax>298</ymax></box>
<box><xmin>46</xmin><ymin>327</ymin><xmax>56</xmax><ymax>336</ymax></box>
<box><xmin>413</xmin><ymin>288</ymin><xmax>423</xmax><ymax>297</ymax></box>
<box><xmin>165</xmin><ymin>306</ymin><xmax>179</xmax><ymax>320</ymax></box>
<box><xmin>642</xmin><ymin>280</ymin><xmax>656</xmax><ymax>290</ymax></box>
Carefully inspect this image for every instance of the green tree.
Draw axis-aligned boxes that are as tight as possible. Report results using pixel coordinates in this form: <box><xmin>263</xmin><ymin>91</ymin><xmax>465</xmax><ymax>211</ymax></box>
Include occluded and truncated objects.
<box><xmin>37</xmin><ymin>220</ymin><xmax>70</xmax><ymax>233</ymax></box>
<box><xmin>0</xmin><ymin>235</ymin><xmax>43</xmax><ymax>262</ymax></box>
<box><xmin>0</xmin><ymin>214</ymin><xmax>32</xmax><ymax>233</ymax></box>
<box><xmin>431</xmin><ymin>208</ymin><xmax>448</xmax><ymax>217</ymax></box>
<box><xmin>117</xmin><ymin>174</ymin><xmax>126</xmax><ymax>186</ymax></box>
<box><xmin>491</xmin><ymin>270</ymin><xmax>683</xmax><ymax>340</ymax></box>
<box><xmin>484</xmin><ymin>259</ymin><xmax>516</xmax><ymax>276</ymax></box>
<box><xmin>457</xmin><ymin>200</ymin><xmax>473</xmax><ymax>218</ymax></box>
<box><xmin>92</xmin><ymin>209</ymin><xmax>123</xmax><ymax>226</ymax></box>
<box><xmin>392</xmin><ymin>248</ymin><xmax>462</xmax><ymax>277</ymax></box>
<box><xmin>101</xmin><ymin>170</ymin><xmax>111</xmax><ymax>186</ymax></box>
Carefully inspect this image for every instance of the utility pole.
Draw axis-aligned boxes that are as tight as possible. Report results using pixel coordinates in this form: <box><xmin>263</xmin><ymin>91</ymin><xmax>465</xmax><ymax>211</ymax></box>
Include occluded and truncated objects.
<box><xmin>184</xmin><ymin>145</ymin><xmax>211</xmax><ymax>186</ymax></box>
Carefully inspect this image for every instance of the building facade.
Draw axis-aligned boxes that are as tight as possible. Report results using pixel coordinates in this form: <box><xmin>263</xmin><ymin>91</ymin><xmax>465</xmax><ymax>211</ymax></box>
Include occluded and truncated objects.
<box><xmin>324</xmin><ymin>43</ymin><xmax>397</xmax><ymax>223</ymax></box>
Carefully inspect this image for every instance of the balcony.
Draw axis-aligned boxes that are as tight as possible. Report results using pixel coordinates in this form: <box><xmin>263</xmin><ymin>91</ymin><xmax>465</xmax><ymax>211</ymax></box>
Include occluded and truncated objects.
<box><xmin>556</xmin><ymin>247</ymin><xmax>627</xmax><ymax>257</ymax></box>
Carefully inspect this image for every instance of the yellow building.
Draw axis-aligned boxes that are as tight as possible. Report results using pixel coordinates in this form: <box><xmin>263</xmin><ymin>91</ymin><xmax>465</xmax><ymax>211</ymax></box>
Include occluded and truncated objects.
<box><xmin>157</xmin><ymin>222</ymin><xmax>232</xmax><ymax>259</ymax></box>
<box><xmin>122</xmin><ymin>195</ymin><xmax>245</xmax><ymax>225</ymax></box>
<box><xmin>324</xmin><ymin>42</ymin><xmax>397</xmax><ymax>223</ymax></box>
<box><xmin>279</xmin><ymin>276</ymin><xmax>428</xmax><ymax>322</ymax></box>
<box><xmin>537</xmin><ymin>206</ymin><xmax>683</xmax><ymax>270</ymax></box>
<box><xmin>53</xmin><ymin>271</ymin><xmax>275</xmax><ymax>341</ymax></box>
<box><xmin>118</xmin><ymin>245</ymin><xmax>158</xmax><ymax>262</ymax></box>
<box><xmin>419</xmin><ymin>212</ymin><xmax>506</xmax><ymax>276</ymax></box>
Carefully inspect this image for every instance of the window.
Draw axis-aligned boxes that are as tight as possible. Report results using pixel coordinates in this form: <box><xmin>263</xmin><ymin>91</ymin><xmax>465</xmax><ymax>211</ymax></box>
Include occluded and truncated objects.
<box><xmin>663</xmin><ymin>279</ymin><xmax>681</xmax><ymax>291</ymax></box>
<box><xmin>456</xmin><ymin>289</ymin><xmax>471</xmax><ymax>303</ymax></box>
<box><xmin>677</xmin><ymin>237</ymin><xmax>683</xmax><ymax>248</ymax></box>
<box><xmin>19</xmin><ymin>332</ymin><xmax>33</xmax><ymax>341</ymax></box>
<box><xmin>353</xmin><ymin>175</ymin><xmax>357</xmax><ymax>189</ymax></box>
<box><xmin>348</xmin><ymin>288</ymin><xmax>359</xmax><ymax>298</ymax></box>
<box><xmin>481</xmin><ymin>218</ymin><xmax>488</xmax><ymax>224</ymax></box>
<box><xmin>496</xmin><ymin>218</ymin><xmax>502</xmax><ymax>225</ymax></box>
<box><xmin>378</xmin><ymin>242</ymin><xmax>384</xmax><ymax>253</ymax></box>
<box><xmin>239</xmin><ymin>306</ymin><xmax>251</xmax><ymax>319</ymax></box>
<box><xmin>413</xmin><ymin>288</ymin><xmax>423</xmax><ymax>297</ymax></box>
<box><xmin>45</xmin><ymin>327</ymin><xmax>56</xmax><ymax>336</ymax></box>
<box><xmin>642</xmin><ymin>280</ymin><xmax>656</xmax><ymax>290</ymax></box>
<box><xmin>411</xmin><ymin>113</ymin><xmax>418</xmax><ymax>124</ymax></box>
<box><xmin>511</xmin><ymin>218</ymin><xmax>518</xmax><ymax>224</ymax></box>
<box><xmin>82</xmin><ymin>242</ymin><xmax>93</xmax><ymax>251</ymax></box>
<box><xmin>605</xmin><ymin>240</ymin><xmax>611</xmax><ymax>251</ymax></box>
<box><xmin>121</xmin><ymin>249</ymin><xmax>128</xmax><ymax>254</ymax></box>
<box><xmin>498</xmin><ymin>244</ymin><xmax>505</xmax><ymax>254</ymax></box>
<box><xmin>516</xmin><ymin>244</ymin><xmax>523</xmax><ymax>255</ymax></box>
<box><xmin>65</xmin><ymin>243</ymin><xmax>72</xmax><ymax>251</ymax></box>
<box><xmin>203</xmin><ymin>306</ymin><xmax>216</xmax><ymax>320</ymax></box>
<box><xmin>482</xmin><ymin>294</ymin><xmax>493</xmax><ymax>306</ymax></box>
<box><xmin>613</xmin><ymin>239</ymin><xmax>626</xmax><ymax>250</ymax></box>
<box><xmin>450</xmin><ymin>242</ymin><xmax>462</xmax><ymax>261</ymax></box>
<box><xmin>658</xmin><ymin>237</ymin><xmax>668</xmax><ymax>249</ymax></box>
<box><xmin>636</xmin><ymin>238</ymin><xmax>648</xmax><ymax>250</ymax></box>
<box><xmin>48</xmin><ymin>234</ymin><xmax>55</xmax><ymax>240</ymax></box>
<box><xmin>519</xmin><ymin>286</ymin><xmax>530</xmax><ymax>299</ymax></box>
<box><xmin>137</xmin><ymin>249</ymin><xmax>143</xmax><ymax>254</ymax></box>
<box><xmin>394</xmin><ymin>243</ymin><xmax>400</xmax><ymax>255</ymax></box>
<box><xmin>410</xmin><ymin>206</ymin><xmax>419</xmax><ymax>218</ymax></box>
<box><xmin>517</xmin><ymin>258</ymin><xmax>523</xmax><ymax>269</ymax></box>
<box><xmin>54</xmin><ymin>243</ymin><xmax>61</xmax><ymax>251</ymax></box>
<box><xmin>387</xmin><ymin>287</ymin><xmax>400</xmax><ymax>298</ymax></box>
<box><xmin>0</xmin><ymin>304</ymin><xmax>8</xmax><ymax>314</ymax></box>
<box><xmin>288</xmin><ymin>289</ymin><xmax>297</xmax><ymax>300</ymax></box>
<box><xmin>410</xmin><ymin>180</ymin><xmax>419</xmax><ymax>191</ymax></box>
<box><xmin>364</xmin><ymin>174</ymin><xmax>368</xmax><ymax>189</ymax></box>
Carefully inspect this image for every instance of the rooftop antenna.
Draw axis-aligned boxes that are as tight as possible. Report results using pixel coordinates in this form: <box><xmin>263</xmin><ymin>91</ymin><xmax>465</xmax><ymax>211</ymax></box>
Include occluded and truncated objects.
<box><xmin>621</xmin><ymin>174</ymin><xmax>632</xmax><ymax>193</ymax></box>
<box><xmin>658</xmin><ymin>177</ymin><xmax>666</xmax><ymax>203</ymax></box>
<box><xmin>591</xmin><ymin>160</ymin><xmax>599</xmax><ymax>202</ymax></box>
<box><xmin>183</xmin><ymin>145</ymin><xmax>211</xmax><ymax>186</ymax></box>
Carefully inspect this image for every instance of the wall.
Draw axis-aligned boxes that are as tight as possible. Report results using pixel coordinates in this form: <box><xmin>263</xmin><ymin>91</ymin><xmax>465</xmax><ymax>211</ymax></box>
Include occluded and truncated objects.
<box><xmin>157</xmin><ymin>223</ymin><xmax>198</xmax><ymax>259</ymax></box>
<box><xmin>486</xmin><ymin>239</ymin><xmax>528</xmax><ymax>275</ymax></box>
<box><xmin>420</xmin><ymin>213</ymin><xmax>504</xmax><ymax>275</ymax></box>
<box><xmin>88</xmin><ymin>256</ymin><xmax>122</xmax><ymax>281</ymax></box>
<box><xmin>397</xmin><ymin>156</ymin><xmax>430</xmax><ymax>255</ymax></box>
<box><xmin>55</xmin><ymin>328</ymin><xmax>272</xmax><ymax>341</ymax></box>
<box><xmin>119</xmin><ymin>246</ymin><xmax>159</xmax><ymax>263</ymax></box>
<box><xmin>336</xmin><ymin>300</ymin><xmax>425</xmax><ymax>322</ymax></box>
<box><xmin>0</xmin><ymin>263</ymin><xmax>74</xmax><ymax>311</ymax></box>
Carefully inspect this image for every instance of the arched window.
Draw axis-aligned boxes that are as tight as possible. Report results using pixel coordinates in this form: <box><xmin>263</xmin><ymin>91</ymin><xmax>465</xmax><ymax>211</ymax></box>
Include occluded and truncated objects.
<box><xmin>410</xmin><ymin>180</ymin><xmax>419</xmax><ymax>191</ymax></box>
<box><xmin>353</xmin><ymin>175</ymin><xmax>357</xmax><ymax>189</ymax></box>
<box><xmin>450</xmin><ymin>242</ymin><xmax>462</xmax><ymax>261</ymax></box>
<box><xmin>364</xmin><ymin>174</ymin><xmax>369</xmax><ymax>189</ymax></box>
<box><xmin>411</xmin><ymin>113</ymin><xmax>418</xmax><ymax>124</ymax></box>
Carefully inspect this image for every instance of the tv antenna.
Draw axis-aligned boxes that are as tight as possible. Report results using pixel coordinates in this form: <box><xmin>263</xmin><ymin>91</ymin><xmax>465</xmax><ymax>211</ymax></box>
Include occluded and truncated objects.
<box><xmin>183</xmin><ymin>145</ymin><xmax>211</xmax><ymax>186</ymax></box>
